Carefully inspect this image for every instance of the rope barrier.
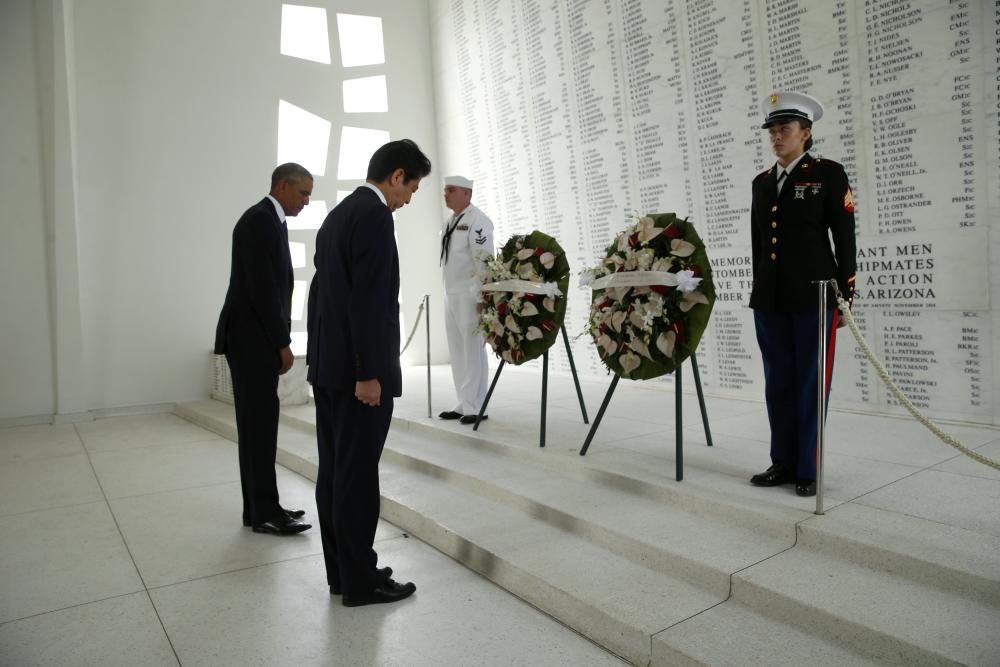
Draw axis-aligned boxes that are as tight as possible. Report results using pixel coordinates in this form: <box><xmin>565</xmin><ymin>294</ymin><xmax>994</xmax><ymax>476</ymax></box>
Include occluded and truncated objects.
<box><xmin>831</xmin><ymin>282</ymin><xmax>1000</xmax><ymax>471</ymax></box>
<box><xmin>399</xmin><ymin>297</ymin><xmax>426</xmax><ymax>356</ymax></box>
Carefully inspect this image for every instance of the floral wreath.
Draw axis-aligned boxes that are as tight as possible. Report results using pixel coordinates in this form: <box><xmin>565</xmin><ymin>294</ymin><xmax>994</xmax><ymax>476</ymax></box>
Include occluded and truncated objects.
<box><xmin>478</xmin><ymin>231</ymin><xmax>570</xmax><ymax>364</ymax></box>
<box><xmin>581</xmin><ymin>213</ymin><xmax>715</xmax><ymax>380</ymax></box>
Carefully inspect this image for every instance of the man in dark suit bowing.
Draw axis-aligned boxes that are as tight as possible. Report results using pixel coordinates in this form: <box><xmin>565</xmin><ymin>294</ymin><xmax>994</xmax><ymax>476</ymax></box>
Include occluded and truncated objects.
<box><xmin>307</xmin><ymin>139</ymin><xmax>431</xmax><ymax>607</ymax></box>
<box><xmin>214</xmin><ymin>163</ymin><xmax>313</xmax><ymax>535</ymax></box>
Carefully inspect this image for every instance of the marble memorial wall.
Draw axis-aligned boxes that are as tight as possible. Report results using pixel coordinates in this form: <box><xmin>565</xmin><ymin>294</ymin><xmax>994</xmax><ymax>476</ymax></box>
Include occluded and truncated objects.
<box><xmin>431</xmin><ymin>0</ymin><xmax>1000</xmax><ymax>426</ymax></box>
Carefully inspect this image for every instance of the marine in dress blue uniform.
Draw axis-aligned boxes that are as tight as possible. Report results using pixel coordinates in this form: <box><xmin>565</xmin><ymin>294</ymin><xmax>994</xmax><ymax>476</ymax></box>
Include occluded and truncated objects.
<box><xmin>748</xmin><ymin>92</ymin><xmax>857</xmax><ymax>497</ymax></box>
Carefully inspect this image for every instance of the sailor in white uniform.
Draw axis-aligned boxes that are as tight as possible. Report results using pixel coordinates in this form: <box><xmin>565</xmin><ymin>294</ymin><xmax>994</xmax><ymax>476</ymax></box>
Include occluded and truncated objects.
<box><xmin>438</xmin><ymin>175</ymin><xmax>495</xmax><ymax>425</ymax></box>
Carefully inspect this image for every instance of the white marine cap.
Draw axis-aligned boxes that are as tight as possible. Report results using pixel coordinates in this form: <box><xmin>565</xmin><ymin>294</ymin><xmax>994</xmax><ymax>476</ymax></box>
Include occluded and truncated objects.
<box><xmin>760</xmin><ymin>91</ymin><xmax>824</xmax><ymax>128</ymax></box>
<box><xmin>444</xmin><ymin>175</ymin><xmax>473</xmax><ymax>189</ymax></box>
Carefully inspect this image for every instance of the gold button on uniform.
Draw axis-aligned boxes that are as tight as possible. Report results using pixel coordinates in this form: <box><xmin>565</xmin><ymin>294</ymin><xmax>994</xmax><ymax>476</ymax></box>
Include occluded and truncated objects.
<box><xmin>771</xmin><ymin>221</ymin><xmax>777</xmax><ymax>228</ymax></box>
<box><xmin>770</xmin><ymin>252</ymin><xmax>777</xmax><ymax>260</ymax></box>
<box><xmin>771</xmin><ymin>205</ymin><xmax>778</xmax><ymax>212</ymax></box>
<box><xmin>771</xmin><ymin>237</ymin><xmax>777</xmax><ymax>244</ymax></box>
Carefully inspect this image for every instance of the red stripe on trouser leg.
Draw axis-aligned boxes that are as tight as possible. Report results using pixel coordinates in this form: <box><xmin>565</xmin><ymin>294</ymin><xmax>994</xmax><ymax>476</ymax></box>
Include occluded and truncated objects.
<box><xmin>816</xmin><ymin>309</ymin><xmax>839</xmax><ymax>472</ymax></box>
<box><xmin>824</xmin><ymin>309</ymin><xmax>839</xmax><ymax>401</ymax></box>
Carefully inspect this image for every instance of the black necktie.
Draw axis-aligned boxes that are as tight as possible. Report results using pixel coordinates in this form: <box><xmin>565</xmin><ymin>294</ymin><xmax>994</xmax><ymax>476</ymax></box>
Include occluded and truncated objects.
<box><xmin>440</xmin><ymin>213</ymin><xmax>464</xmax><ymax>265</ymax></box>
<box><xmin>776</xmin><ymin>170</ymin><xmax>786</xmax><ymax>195</ymax></box>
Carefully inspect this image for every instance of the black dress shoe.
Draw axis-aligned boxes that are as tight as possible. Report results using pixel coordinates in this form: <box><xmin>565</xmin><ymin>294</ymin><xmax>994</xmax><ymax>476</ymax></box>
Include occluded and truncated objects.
<box><xmin>251</xmin><ymin>514</ymin><xmax>312</xmax><ymax>535</ymax></box>
<box><xmin>439</xmin><ymin>411</ymin><xmax>463</xmax><ymax>420</ymax></box>
<box><xmin>749</xmin><ymin>464</ymin><xmax>793</xmax><ymax>487</ymax></box>
<box><xmin>796</xmin><ymin>479</ymin><xmax>817</xmax><ymax>497</ymax></box>
<box><xmin>342</xmin><ymin>578</ymin><xmax>416</xmax><ymax>607</ymax></box>
<box><xmin>329</xmin><ymin>566</ymin><xmax>393</xmax><ymax>595</ymax></box>
<box><xmin>243</xmin><ymin>508</ymin><xmax>305</xmax><ymax>527</ymax></box>
<box><xmin>459</xmin><ymin>414</ymin><xmax>486</xmax><ymax>425</ymax></box>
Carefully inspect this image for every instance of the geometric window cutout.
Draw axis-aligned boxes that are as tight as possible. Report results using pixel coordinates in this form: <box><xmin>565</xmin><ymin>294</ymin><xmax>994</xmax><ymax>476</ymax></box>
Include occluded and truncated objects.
<box><xmin>336</xmin><ymin>190</ymin><xmax>353</xmax><ymax>204</ymax></box>
<box><xmin>277</xmin><ymin>99</ymin><xmax>331</xmax><ymax>176</ymax></box>
<box><xmin>288</xmin><ymin>199</ymin><xmax>327</xmax><ymax>230</ymax></box>
<box><xmin>289</xmin><ymin>242</ymin><xmax>307</xmax><ymax>269</ymax></box>
<box><xmin>280</xmin><ymin>5</ymin><xmax>331</xmax><ymax>64</ymax></box>
<box><xmin>336</xmin><ymin>14</ymin><xmax>385</xmax><ymax>67</ymax></box>
<box><xmin>343</xmin><ymin>75</ymin><xmax>388</xmax><ymax>113</ymax></box>
<box><xmin>290</xmin><ymin>331</ymin><xmax>308</xmax><ymax>356</ymax></box>
<box><xmin>291</xmin><ymin>279</ymin><xmax>308</xmax><ymax>321</ymax></box>
<box><xmin>337</xmin><ymin>126</ymin><xmax>390</xmax><ymax>180</ymax></box>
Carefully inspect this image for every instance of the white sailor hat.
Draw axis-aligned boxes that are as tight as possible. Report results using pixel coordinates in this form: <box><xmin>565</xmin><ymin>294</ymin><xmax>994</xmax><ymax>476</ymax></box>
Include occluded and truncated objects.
<box><xmin>444</xmin><ymin>175</ymin><xmax>473</xmax><ymax>189</ymax></box>
<box><xmin>760</xmin><ymin>91</ymin><xmax>824</xmax><ymax>129</ymax></box>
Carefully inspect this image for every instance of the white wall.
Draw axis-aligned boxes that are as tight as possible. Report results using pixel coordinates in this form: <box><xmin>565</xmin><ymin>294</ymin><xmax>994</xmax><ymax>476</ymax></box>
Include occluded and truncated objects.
<box><xmin>2</xmin><ymin>0</ymin><xmax>445</xmax><ymax>418</ymax></box>
<box><xmin>0</xmin><ymin>1</ymin><xmax>55</xmax><ymax>420</ymax></box>
<box><xmin>427</xmin><ymin>0</ymin><xmax>1000</xmax><ymax>426</ymax></box>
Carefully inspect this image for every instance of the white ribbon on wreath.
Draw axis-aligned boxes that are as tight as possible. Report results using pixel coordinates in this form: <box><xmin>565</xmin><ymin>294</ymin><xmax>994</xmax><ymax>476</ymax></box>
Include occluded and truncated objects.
<box><xmin>480</xmin><ymin>280</ymin><xmax>563</xmax><ymax>297</ymax></box>
<box><xmin>585</xmin><ymin>269</ymin><xmax>703</xmax><ymax>294</ymax></box>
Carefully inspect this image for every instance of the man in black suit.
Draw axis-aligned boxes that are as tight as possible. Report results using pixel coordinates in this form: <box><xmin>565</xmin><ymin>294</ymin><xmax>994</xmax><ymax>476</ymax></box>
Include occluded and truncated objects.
<box><xmin>748</xmin><ymin>92</ymin><xmax>857</xmax><ymax>498</ymax></box>
<box><xmin>214</xmin><ymin>163</ymin><xmax>313</xmax><ymax>535</ymax></box>
<box><xmin>307</xmin><ymin>140</ymin><xmax>431</xmax><ymax>606</ymax></box>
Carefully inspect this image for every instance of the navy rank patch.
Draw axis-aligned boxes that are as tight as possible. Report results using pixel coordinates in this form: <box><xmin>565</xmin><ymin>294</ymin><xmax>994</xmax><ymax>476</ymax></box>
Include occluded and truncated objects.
<box><xmin>475</xmin><ymin>228</ymin><xmax>487</xmax><ymax>245</ymax></box>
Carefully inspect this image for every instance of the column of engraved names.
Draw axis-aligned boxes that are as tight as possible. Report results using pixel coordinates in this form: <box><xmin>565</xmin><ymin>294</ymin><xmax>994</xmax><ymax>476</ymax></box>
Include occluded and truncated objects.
<box><xmin>863</xmin><ymin>0</ymin><xmax>984</xmax><ymax>234</ymax></box>
<box><xmin>620</xmin><ymin>1</ymin><xmax>695</xmax><ymax>217</ymax></box>
<box><xmin>660</xmin><ymin>2</ymin><xmax>696</xmax><ymax>217</ymax></box>
<box><xmin>831</xmin><ymin>310</ymin><xmax>876</xmax><ymax>409</ymax></box>
<box><xmin>709</xmin><ymin>310</ymin><xmax>755</xmax><ymax>393</ymax></box>
<box><xmin>881</xmin><ymin>311</ymin><xmax>991</xmax><ymax>416</ymax></box>
<box><xmin>466</xmin><ymin>0</ymin><xmax>505</xmax><ymax>221</ymax></box>
<box><xmin>703</xmin><ymin>254</ymin><xmax>755</xmax><ymax>391</ymax></box>
<box><xmin>763</xmin><ymin>0</ymin><xmax>864</xmax><ymax>233</ymax></box>
<box><xmin>956</xmin><ymin>314</ymin><xmax>986</xmax><ymax>413</ymax></box>
<box><xmin>684</xmin><ymin>0</ymin><xmax>763</xmax><ymax>250</ymax></box>
<box><xmin>881</xmin><ymin>312</ymin><xmax>937</xmax><ymax>410</ymax></box>
<box><xmin>989</xmin><ymin>1</ymin><xmax>999</xmax><ymax>424</ymax></box>
<box><xmin>566</xmin><ymin>0</ymin><xmax>631</xmax><ymax>260</ymax></box>
<box><xmin>947</xmin><ymin>0</ymin><xmax>978</xmax><ymax>230</ymax></box>
<box><xmin>519</xmin><ymin>0</ymin><xmax>586</xmax><ymax>373</ymax></box>
<box><xmin>566</xmin><ymin>0</ymin><xmax>613</xmax><ymax>376</ymax></box>
<box><xmin>991</xmin><ymin>0</ymin><xmax>1000</xmax><ymax>213</ymax></box>
<box><xmin>620</xmin><ymin>0</ymin><xmax>666</xmax><ymax>214</ymax></box>
<box><xmin>481</xmin><ymin>0</ymin><xmax>532</xmax><ymax>231</ymax></box>
<box><xmin>453</xmin><ymin>1</ymin><xmax>484</xmax><ymax>188</ymax></box>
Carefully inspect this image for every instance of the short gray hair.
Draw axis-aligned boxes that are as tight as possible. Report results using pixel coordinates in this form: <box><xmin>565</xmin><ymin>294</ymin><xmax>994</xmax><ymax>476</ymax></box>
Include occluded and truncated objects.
<box><xmin>271</xmin><ymin>163</ymin><xmax>312</xmax><ymax>188</ymax></box>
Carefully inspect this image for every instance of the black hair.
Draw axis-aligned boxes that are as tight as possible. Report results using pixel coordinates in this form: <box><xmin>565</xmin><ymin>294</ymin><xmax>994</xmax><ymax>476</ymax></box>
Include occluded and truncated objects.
<box><xmin>366</xmin><ymin>139</ymin><xmax>432</xmax><ymax>184</ymax></box>
<box><xmin>271</xmin><ymin>163</ymin><xmax>313</xmax><ymax>189</ymax></box>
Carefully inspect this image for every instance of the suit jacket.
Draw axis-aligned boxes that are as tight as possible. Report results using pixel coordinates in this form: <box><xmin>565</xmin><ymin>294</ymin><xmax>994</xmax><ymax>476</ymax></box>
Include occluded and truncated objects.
<box><xmin>307</xmin><ymin>186</ymin><xmax>402</xmax><ymax>397</ymax></box>
<box><xmin>214</xmin><ymin>197</ymin><xmax>294</xmax><ymax>361</ymax></box>
<box><xmin>749</xmin><ymin>153</ymin><xmax>857</xmax><ymax>312</ymax></box>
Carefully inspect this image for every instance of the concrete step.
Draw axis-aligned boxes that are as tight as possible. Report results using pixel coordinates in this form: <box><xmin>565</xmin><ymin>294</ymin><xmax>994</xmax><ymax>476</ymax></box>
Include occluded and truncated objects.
<box><xmin>174</xmin><ymin>399</ymin><xmax>1000</xmax><ymax>666</ymax></box>
<box><xmin>650</xmin><ymin>491</ymin><xmax>1000</xmax><ymax>666</ymax></box>
<box><xmin>798</xmin><ymin>502</ymin><xmax>1000</xmax><ymax>605</ymax></box>
<box><xmin>651</xmin><ymin>600</ymin><xmax>884</xmax><ymax>667</ymax></box>
<box><xmin>331</xmin><ymin>409</ymin><xmax>808</xmax><ymax>542</ymax></box>
<box><xmin>380</xmin><ymin>429</ymin><xmax>787</xmax><ymax>599</ymax></box>
<box><xmin>379</xmin><ymin>456</ymin><xmax>722</xmax><ymax>666</ymax></box>
<box><xmin>730</xmin><ymin>544</ymin><xmax>1000</xmax><ymax>665</ymax></box>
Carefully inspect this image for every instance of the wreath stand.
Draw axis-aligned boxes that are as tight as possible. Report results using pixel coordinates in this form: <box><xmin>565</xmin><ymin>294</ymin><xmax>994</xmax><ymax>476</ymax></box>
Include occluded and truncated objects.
<box><xmin>472</xmin><ymin>326</ymin><xmax>589</xmax><ymax>447</ymax></box>
<box><xmin>578</xmin><ymin>351</ymin><xmax>713</xmax><ymax>481</ymax></box>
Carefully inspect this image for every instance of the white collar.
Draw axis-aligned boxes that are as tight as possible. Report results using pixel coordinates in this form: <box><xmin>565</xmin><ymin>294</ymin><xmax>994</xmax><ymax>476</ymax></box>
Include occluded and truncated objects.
<box><xmin>776</xmin><ymin>153</ymin><xmax>807</xmax><ymax>176</ymax></box>
<box><xmin>265</xmin><ymin>194</ymin><xmax>286</xmax><ymax>222</ymax></box>
<box><xmin>363</xmin><ymin>182</ymin><xmax>387</xmax><ymax>207</ymax></box>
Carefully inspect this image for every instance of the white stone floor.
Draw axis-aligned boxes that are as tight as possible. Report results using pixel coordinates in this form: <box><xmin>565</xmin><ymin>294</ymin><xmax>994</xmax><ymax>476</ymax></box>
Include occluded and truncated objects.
<box><xmin>0</xmin><ymin>414</ymin><xmax>628</xmax><ymax>667</ymax></box>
